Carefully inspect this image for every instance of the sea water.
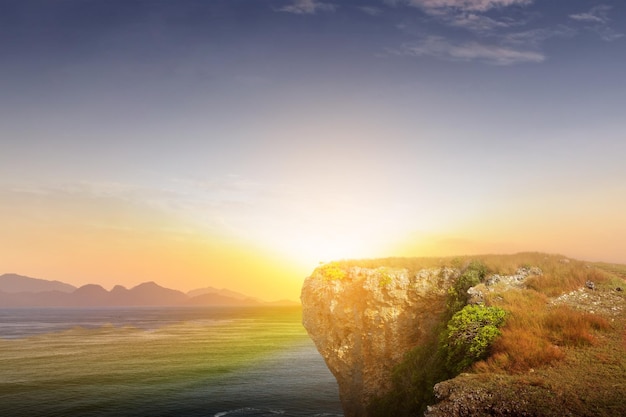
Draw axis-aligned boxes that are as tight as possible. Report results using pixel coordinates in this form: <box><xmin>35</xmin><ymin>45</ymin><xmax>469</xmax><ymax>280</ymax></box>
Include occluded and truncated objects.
<box><xmin>0</xmin><ymin>307</ymin><xmax>343</xmax><ymax>417</ymax></box>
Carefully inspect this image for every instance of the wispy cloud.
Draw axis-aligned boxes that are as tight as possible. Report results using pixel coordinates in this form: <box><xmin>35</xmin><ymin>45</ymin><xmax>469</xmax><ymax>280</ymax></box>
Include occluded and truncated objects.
<box><xmin>569</xmin><ymin>4</ymin><xmax>624</xmax><ymax>41</ymax></box>
<box><xmin>385</xmin><ymin>0</ymin><xmax>591</xmax><ymax>65</ymax></box>
<box><xmin>403</xmin><ymin>0</ymin><xmax>533</xmax><ymax>13</ymax></box>
<box><xmin>448</xmin><ymin>12</ymin><xmax>512</xmax><ymax>31</ymax></box>
<box><xmin>278</xmin><ymin>0</ymin><xmax>336</xmax><ymax>14</ymax></box>
<box><xmin>395</xmin><ymin>35</ymin><xmax>545</xmax><ymax>65</ymax></box>
<box><xmin>503</xmin><ymin>25</ymin><xmax>576</xmax><ymax>46</ymax></box>
<box><xmin>387</xmin><ymin>0</ymin><xmax>534</xmax><ymax>34</ymax></box>
<box><xmin>569</xmin><ymin>5</ymin><xmax>611</xmax><ymax>24</ymax></box>
<box><xmin>592</xmin><ymin>26</ymin><xmax>624</xmax><ymax>42</ymax></box>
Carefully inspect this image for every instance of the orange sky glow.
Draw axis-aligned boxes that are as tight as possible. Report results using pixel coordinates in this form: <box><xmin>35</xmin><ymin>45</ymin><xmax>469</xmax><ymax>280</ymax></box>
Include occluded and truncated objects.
<box><xmin>2</xmin><ymin>175</ymin><xmax>626</xmax><ymax>301</ymax></box>
<box><xmin>2</xmin><ymin>0</ymin><xmax>626</xmax><ymax>301</ymax></box>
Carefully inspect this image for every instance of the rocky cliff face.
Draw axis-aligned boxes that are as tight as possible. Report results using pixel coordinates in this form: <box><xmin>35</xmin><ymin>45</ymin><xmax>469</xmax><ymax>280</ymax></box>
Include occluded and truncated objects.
<box><xmin>301</xmin><ymin>265</ymin><xmax>458</xmax><ymax>416</ymax></box>
<box><xmin>302</xmin><ymin>257</ymin><xmax>626</xmax><ymax>417</ymax></box>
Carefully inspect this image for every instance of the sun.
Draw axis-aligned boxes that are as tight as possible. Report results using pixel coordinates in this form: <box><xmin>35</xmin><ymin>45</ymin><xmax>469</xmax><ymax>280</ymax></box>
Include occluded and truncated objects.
<box><xmin>265</xmin><ymin>228</ymin><xmax>394</xmax><ymax>269</ymax></box>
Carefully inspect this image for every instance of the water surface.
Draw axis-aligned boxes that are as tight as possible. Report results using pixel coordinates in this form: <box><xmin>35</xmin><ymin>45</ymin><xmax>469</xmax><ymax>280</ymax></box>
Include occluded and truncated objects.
<box><xmin>0</xmin><ymin>307</ymin><xmax>343</xmax><ymax>417</ymax></box>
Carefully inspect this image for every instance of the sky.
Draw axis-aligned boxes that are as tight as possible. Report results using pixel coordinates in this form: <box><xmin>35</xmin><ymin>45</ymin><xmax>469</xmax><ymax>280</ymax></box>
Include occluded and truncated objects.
<box><xmin>1</xmin><ymin>0</ymin><xmax>625</xmax><ymax>300</ymax></box>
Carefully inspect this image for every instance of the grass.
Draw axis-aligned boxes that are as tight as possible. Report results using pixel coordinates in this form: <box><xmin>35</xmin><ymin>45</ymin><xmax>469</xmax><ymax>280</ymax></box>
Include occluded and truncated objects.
<box><xmin>544</xmin><ymin>305</ymin><xmax>612</xmax><ymax>346</ymax></box>
<box><xmin>475</xmin><ymin>257</ymin><xmax>617</xmax><ymax>374</ymax></box>
<box><xmin>456</xmin><ymin>255</ymin><xmax>625</xmax><ymax>415</ymax></box>
<box><xmin>349</xmin><ymin>252</ymin><xmax>626</xmax><ymax>415</ymax></box>
<box><xmin>443</xmin><ymin>305</ymin><xmax>626</xmax><ymax>416</ymax></box>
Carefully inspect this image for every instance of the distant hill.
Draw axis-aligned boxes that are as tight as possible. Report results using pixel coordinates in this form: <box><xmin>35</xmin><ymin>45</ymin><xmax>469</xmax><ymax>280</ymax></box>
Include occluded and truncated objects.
<box><xmin>187</xmin><ymin>286</ymin><xmax>259</xmax><ymax>301</ymax></box>
<box><xmin>185</xmin><ymin>286</ymin><xmax>301</xmax><ymax>306</ymax></box>
<box><xmin>0</xmin><ymin>273</ymin><xmax>77</xmax><ymax>293</ymax></box>
<box><xmin>186</xmin><ymin>292</ymin><xmax>261</xmax><ymax>306</ymax></box>
<box><xmin>108</xmin><ymin>282</ymin><xmax>188</xmax><ymax>306</ymax></box>
<box><xmin>0</xmin><ymin>274</ymin><xmax>298</xmax><ymax>307</ymax></box>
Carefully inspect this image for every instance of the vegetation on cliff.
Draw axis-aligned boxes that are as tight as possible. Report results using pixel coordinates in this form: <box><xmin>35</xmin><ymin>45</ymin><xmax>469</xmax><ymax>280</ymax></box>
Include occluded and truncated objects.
<box><xmin>442</xmin><ymin>304</ymin><xmax>507</xmax><ymax>373</ymax></box>
<box><xmin>328</xmin><ymin>253</ymin><xmax>626</xmax><ymax>416</ymax></box>
<box><xmin>367</xmin><ymin>258</ymin><xmax>501</xmax><ymax>415</ymax></box>
<box><xmin>317</xmin><ymin>261</ymin><xmax>347</xmax><ymax>281</ymax></box>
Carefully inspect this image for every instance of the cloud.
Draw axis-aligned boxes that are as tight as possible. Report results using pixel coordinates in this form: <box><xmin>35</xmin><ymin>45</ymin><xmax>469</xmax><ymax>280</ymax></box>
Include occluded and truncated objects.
<box><xmin>448</xmin><ymin>12</ymin><xmax>512</xmax><ymax>31</ymax></box>
<box><xmin>593</xmin><ymin>26</ymin><xmax>624</xmax><ymax>42</ymax></box>
<box><xmin>387</xmin><ymin>0</ymin><xmax>533</xmax><ymax>34</ymax></box>
<box><xmin>396</xmin><ymin>36</ymin><xmax>545</xmax><ymax>65</ymax></box>
<box><xmin>278</xmin><ymin>0</ymin><xmax>336</xmax><ymax>14</ymax></box>
<box><xmin>404</xmin><ymin>0</ymin><xmax>533</xmax><ymax>13</ymax></box>
<box><xmin>569</xmin><ymin>5</ymin><xmax>624</xmax><ymax>42</ymax></box>
<box><xmin>569</xmin><ymin>5</ymin><xmax>611</xmax><ymax>24</ymax></box>
<box><xmin>569</xmin><ymin>12</ymin><xmax>604</xmax><ymax>24</ymax></box>
<box><xmin>503</xmin><ymin>25</ymin><xmax>576</xmax><ymax>46</ymax></box>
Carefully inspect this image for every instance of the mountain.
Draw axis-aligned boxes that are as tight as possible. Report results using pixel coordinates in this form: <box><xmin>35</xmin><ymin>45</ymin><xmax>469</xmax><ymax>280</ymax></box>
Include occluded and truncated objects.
<box><xmin>72</xmin><ymin>284</ymin><xmax>110</xmax><ymax>306</ymax></box>
<box><xmin>0</xmin><ymin>274</ymin><xmax>298</xmax><ymax>307</ymax></box>
<box><xmin>119</xmin><ymin>281</ymin><xmax>188</xmax><ymax>306</ymax></box>
<box><xmin>0</xmin><ymin>273</ymin><xmax>76</xmax><ymax>293</ymax></box>
<box><xmin>0</xmin><ymin>289</ymin><xmax>69</xmax><ymax>307</ymax></box>
<box><xmin>186</xmin><ymin>292</ymin><xmax>261</xmax><ymax>306</ymax></box>
<box><xmin>34</xmin><ymin>282</ymin><xmax>188</xmax><ymax>307</ymax></box>
<box><xmin>186</xmin><ymin>286</ymin><xmax>260</xmax><ymax>301</ymax></box>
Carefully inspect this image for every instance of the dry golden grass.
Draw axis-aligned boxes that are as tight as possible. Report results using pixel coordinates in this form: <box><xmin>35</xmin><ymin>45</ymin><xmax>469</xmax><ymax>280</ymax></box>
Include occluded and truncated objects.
<box><xmin>544</xmin><ymin>305</ymin><xmax>611</xmax><ymax>346</ymax></box>
<box><xmin>336</xmin><ymin>256</ymin><xmax>448</xmax><ymax>273</ymax></box>
<box><xmin>339</xmin><ymin>252</ymin><xmax>574</xmax><ymax>276</ymax></box>
<box><xmin>356</xmin><ymin>253</ymin><xmax>626</xmax><ymax>416</ymax></box>
<box><xmin>476</xmin><ymin>289</ymin><xmax>557</xmax><ymax>372</ymax></box>
<box><xmin>527</xmin><ymin>265</ymin><xmax>610</xmax><ymax>296</ymax></box>
<box><xmin>474</xmin><ymin>256</ymin><xmax>616</xmax><ymax>374</ymax></box>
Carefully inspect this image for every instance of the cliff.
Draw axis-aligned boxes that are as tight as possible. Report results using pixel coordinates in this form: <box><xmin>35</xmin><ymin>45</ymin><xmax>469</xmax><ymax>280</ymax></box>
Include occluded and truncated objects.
<box><xmin>301</xmin><ymin>263</ymin><xmax>458</xmax><ymax>416</ymax></box>
<box><xmin>301</xmin><ymin>254</ymin><xmax>626</xmax><ymax>417</ymax></box>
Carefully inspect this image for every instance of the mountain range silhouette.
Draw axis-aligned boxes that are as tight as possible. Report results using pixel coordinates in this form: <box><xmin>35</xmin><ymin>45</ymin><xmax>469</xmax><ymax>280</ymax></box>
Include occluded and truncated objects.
<box><xmin>0</xmin><ymin>273</ymin><xmax>297</xmax><ymax>307</ymax></box>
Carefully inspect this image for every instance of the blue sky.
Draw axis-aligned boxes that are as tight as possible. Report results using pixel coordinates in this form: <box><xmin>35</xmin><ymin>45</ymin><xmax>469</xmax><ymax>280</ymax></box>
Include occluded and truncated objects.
<box><xmin>1</xmin><ymin>0</ymin><xmax>625</xmax><ymax>297</ymax></box>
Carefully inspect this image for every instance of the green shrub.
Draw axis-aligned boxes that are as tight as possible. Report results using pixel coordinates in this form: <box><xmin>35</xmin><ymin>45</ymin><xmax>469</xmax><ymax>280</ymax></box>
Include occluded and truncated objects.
<box><xmin>442</xmin><ymin>305</ymin><xmax>507</xmax><ymax>373</ymax></box>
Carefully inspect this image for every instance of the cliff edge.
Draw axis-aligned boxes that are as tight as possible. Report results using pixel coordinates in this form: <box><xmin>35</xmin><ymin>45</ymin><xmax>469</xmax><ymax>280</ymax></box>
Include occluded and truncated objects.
<box><xmin>301</xmin><ymin>263</ymin><xmax>457</xmax><ymax>416</ymax></box>
<box><xmin>301</xmin><ymin>255</ymin><xmax>626</xmax><ymax>417</ymax></box>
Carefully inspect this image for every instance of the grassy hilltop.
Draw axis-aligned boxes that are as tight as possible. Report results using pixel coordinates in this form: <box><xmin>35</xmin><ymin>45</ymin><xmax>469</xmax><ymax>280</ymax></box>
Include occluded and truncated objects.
<box><xmin>327</xmin><ymin>253</ymin><xmax>626</xmax><ymax>416</ymax></box>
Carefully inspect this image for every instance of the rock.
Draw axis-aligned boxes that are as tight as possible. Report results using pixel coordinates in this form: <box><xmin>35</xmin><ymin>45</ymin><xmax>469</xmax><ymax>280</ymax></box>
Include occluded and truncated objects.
<box><xmin>552</xmin><ymin>285</ymin><xmax>625</xmax><ymax>316</ymax></box>
<box><xmin>468</xmin><ymin>267</ymin><xmax>541</xmax><ymax>305</ymax></box>
<box><xmin>616</xmin><ymin>287</ymin><xmax>623</xmax><ymax>292</ymax></box>
<box><xmin>424</xmin><ymin>374</ymin><xmax>562</xmax><ymax>417</ymax></box>
<box><xmin>467</xmin><ymin>285</ymin><xmax>485</xmax><ymax>305</ymax></box>
<box><xmin>301</xmin><ymin>265</ymin><xmax>457</xmax><ymax>416</ymax></box>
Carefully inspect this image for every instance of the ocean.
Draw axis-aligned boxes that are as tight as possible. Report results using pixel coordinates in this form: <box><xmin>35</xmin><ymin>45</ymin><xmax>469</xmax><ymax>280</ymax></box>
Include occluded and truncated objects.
<box><xmin>0</xmin><ymin>307</ymin><xmax>343</xmax><ymax>417</ymax></box>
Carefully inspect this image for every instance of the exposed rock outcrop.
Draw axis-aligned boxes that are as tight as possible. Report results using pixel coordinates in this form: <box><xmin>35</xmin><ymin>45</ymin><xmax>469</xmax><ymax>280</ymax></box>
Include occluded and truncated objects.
<box><xmin>425</xmin><ymin>374</ymin><xmax>563</xmax><ymax>417</ymax></box>
<box><xmin>467</xmin><ymin>266</ymin><xmax>542</xmax><ymax>305</ymax></box>
<box><xmin>301</xmin><ymin>265</ymin><xmax>458</xmax><ymax>416</ymax></box>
